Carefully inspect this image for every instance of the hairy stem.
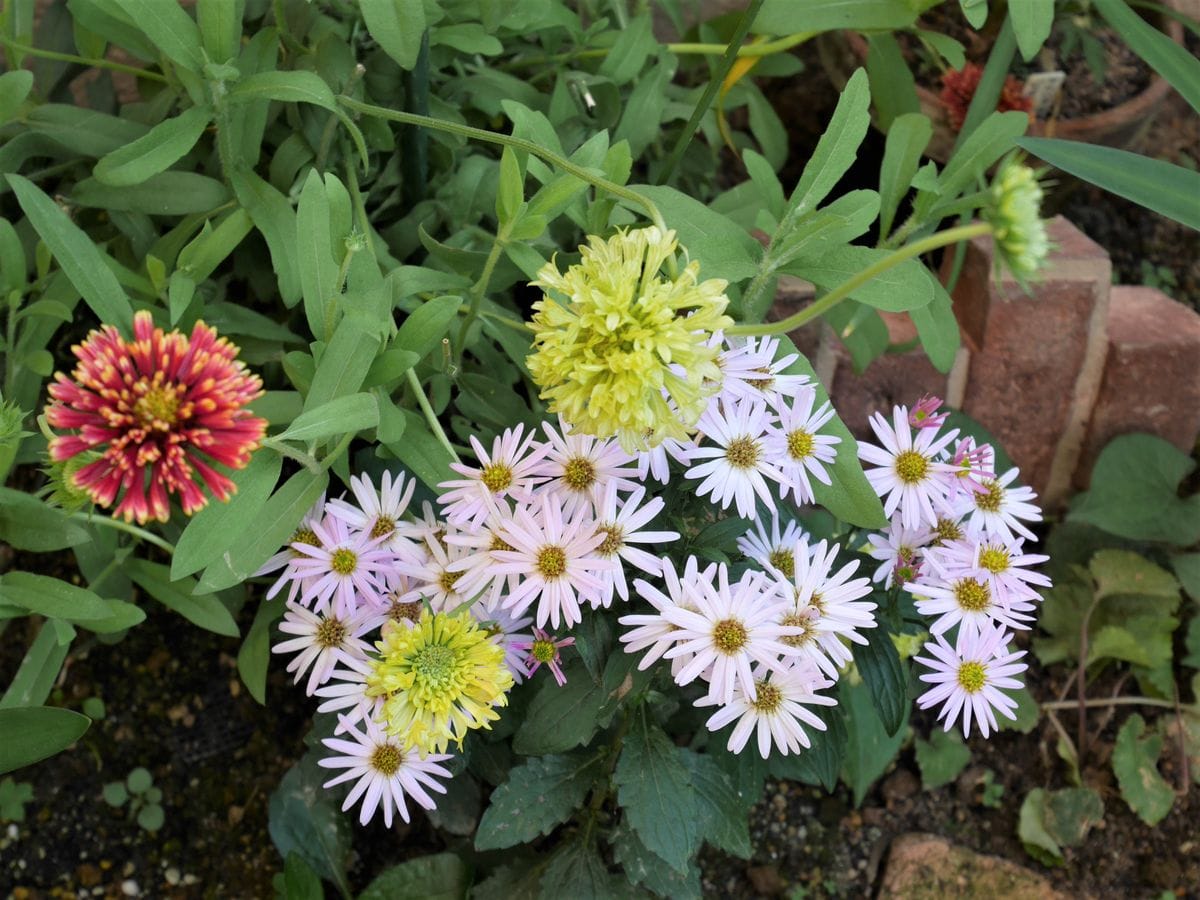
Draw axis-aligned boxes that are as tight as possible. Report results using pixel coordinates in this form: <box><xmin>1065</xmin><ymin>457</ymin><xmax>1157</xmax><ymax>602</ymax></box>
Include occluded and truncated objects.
<box><xmin>71</xmin><ymin>513</ymin><xmax>175</xmax><ymax>555</ymax></box>
<box><xmin>405</xmin><ymin>369</ymin><xmax>457</xmax><ymax>459</ymax></box>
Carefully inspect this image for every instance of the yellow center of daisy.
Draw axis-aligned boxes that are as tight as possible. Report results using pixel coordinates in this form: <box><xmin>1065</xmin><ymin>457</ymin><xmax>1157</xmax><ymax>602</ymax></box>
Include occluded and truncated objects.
<box><xmin>779</xmin><ymin>611</ymin><xmax>815</xmax><ymax>647</ymax></box>
<box><xmin>134</xmin><ymin>383</ymin><xmax>181</xmax><ymax>428</ymax></box>
<box><xmin>489</xmin><ymin>533</ymin><xmax>516</xmax><ymax>553</ymax></box>
<box><xmin>957</xmin><ymin>661</ymin><xmax>987</xmax><ymax>693</ymax></box>
<box><xmin>953</xmin><ymin>578</ymin><xmax>990</xmax><ymax>612</ymax></box>
<box><xmin>370</xmin><ymin>743</ymin><xmax>403</xmax><ymax>776</ymax></box>
<box><xmin>597</xmin><ymin>524</ymin><xmax>624</xmax><ymax>557</ymax></box>
<box><xmin>749</xmin><ymin>680</ymin><xmax>783</xmax><ymax>713</ymax></box>
<box><xmin>438</xmin><ymin>568</ymin><xmax>460</xmax><ymax>595</ymax></box>
<box><xmin>370</xmin><ymin>516</ymin><xmax>396</xmax><ymax>540</ymax></box>
<box><xmin>330</xmin><ymin>548</ymin><xmax>358</xmax><ymax>576</ymax></box>
<box><xmin>978</xmin><ymin>546</ymin><xmax>1010</xmax><ymax>573</ymax></box>
<box><xmin>480</xmin><ymin>462</ymin><xmax>513</xmax><ymax>493</ymax></box>
<box><xmin>975</xmin><ymin>480</ymin><xmax>1004</xmax><ymax>513</ymax></box>
<box><xmin>809</xmin><ymin>591</ymin><xmax>824</xmax><ymax>614</ymax></box>
<box><xmin>786</xmin><ymin>429</ymin><xmax>815</xmax><ymax>461</ymax></box>
<box><xmin>768</xmin><ymin>549</ymin><xmax>795</xmax><ymax>578</ymax></box>
<box><xmin>315</xmin><ymin>616</ymin><xmax>347</xmax><ymax>649</ymax></box>
<box><xmin>290</xmin><ymin>527</ymin><xmax>321</xmax><ymax>557</ymax></box>
<box><xmin>563</xmin><ymin>457</ymin><xmax>596</xmax><ymax>492</ymax></box>
<box><xmin>725</xmin><ymin>437</ymin><xmax>759</xmax><ymax>469</ymax></box>
<box><xmin>388</xmin><ymin>599</ymin><xmax>423</xmax><ymax>622</ymax></box>
<box><xmin>934</xmin><ymin>517</ymin><xmax>963</xmax><ymax>545</ymax></box>
<box><xmin>536</xmin><ymin>546</ymin><xmax>567</xmax><ymax>579</ymax></box>
<box><xmin>531</xmin><ymin>639</ymin><xmax>557</xmax><ymax>664</ymax></box>
<box><xmin>894</xmin><ymin>450</ymin><xmax>929</xmax><ymax>484</ymax></box>
<box><xmin>747</xmin><ymin>367</ymin><xmax>774</xmax><ymax>392</ymax></box>
<box><xmin>712</xmin><ymin>618</ymin><xmax>749</xmax><ymax>654</ymax></box>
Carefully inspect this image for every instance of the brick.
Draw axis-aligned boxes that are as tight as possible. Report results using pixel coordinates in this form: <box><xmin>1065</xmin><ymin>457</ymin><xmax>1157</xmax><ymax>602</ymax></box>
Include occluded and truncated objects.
<box><xmin>878</xmin><ymin>833</ymin><xmax>1070</xmax><ymax>900</ymax></box>
<box><xmin>950</xmin><ymin>216</ymin><xmax>1111</xmax><ymax>505</ymax></box>
<box><xmin>1077</xmin><ymin>285</ymin><xmax>1200</xmax><ymax>488</ymax></box>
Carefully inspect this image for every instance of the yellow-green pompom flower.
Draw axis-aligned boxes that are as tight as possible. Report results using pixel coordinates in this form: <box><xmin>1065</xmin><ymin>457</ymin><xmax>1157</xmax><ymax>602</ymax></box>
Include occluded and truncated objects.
<box><xmin>365</xmin><ymin>610</ymin><xmax>513</xmax><ymax>754</ymax></box>
<box><xmin>985</xmin><ymin>156</ymin><xmax>1049</xmax><ymax>284</ymax></box>
<box><xmin>528</xmin><ymin>226</ymin><xmax>733</xmax><ymax>452</ymax></box>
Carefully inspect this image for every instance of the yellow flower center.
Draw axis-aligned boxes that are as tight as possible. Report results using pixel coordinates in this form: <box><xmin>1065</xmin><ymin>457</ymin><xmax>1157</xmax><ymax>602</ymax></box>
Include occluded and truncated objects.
<box><xmin>957</xmin><ymin>661</ymin><xmax>987</xmax><ymax>693</ymax></box>
<box><xmin>370</xmin><ymin>516</ymin><xmax>396</xmax><ymax>540</ymax></box>
<box><xmin>934</xmin><ymin>517</ymin><xmax>963</xmax><ymax>544</ymax></box>
<box><xmin>370</xmin><ymin>743</ymin><xmax>403</xmax><ymax>776</ymax></box>
<box><xmin>786</xmin><ymin>429</ymin><xmax>815</xmax><ymax>461</ymax></box>
<box><xmin>388</xmin><ymin>598</ymin><xmax>423</xmax><ymax>622</ymax></box>
<box><xmin>412</xmin><ymin>644</ymin><xmax>455</xmax><ymax>687</ymax></box>
<box><xmin>978</xmin><ymin>546</ymin><xmax>1010</xmax><ymax>574</ymax></box>
<box><xmin>779</xmin><ymin>611</ymin><xmax>815</xmax><ymax>648</ymax></box>
<box><xmin>315</xmin><ymin>616</ymin><xmax>347</xmax><ymax>649</ymax></box>
<box><xmin>894</xmin><ymin>450</ymin><xmax>929</xmax><ymax>484</ymax></box>
<box><xmin>768</xmin><ymin>549</ymin><xmax>795</xmax><ymax>579</ymax></box>
<box><xmin>536</xmin><ymin>546</ymin><xmax>567</xmax><ymax>579</ymax></box>
<box><xmin>531</xmin><ymin>639</ymin><xmax>557</xmax><ymax>664</ymax></box>
<box><xmin>290</xmin><ymin>527</ymin><xmax>321</xmax><ymax>557</ymax></box>
<box><xmin>489</xmin><ymin>533</ymin><xmax>516</xmax><ymax>553</ymax></box>
<box><xmin>480</xmin><ymin>462</ymin><xmax>513</xmax><ymax>493</ymax></box>
<box><xmin>749</xmin><ymin>680</ymin><xmax>783</xmax><ymax>713</ymax></box>
<box><xmin>975</xmin><ymin>480</ymin><xmax>1004</xmax><ymax>513</ymax></box>
<box><xmin>712</xmin><ymin>618</ymin><xmax>749</xmax><ymax>654</ymax></box>
<box><xmin>438</xmin><ymin>568</ymin><xmax>460</xmax><ymax>595</ymax></box>
<box><xmin>725</xmin><ymin>436</ymin><xmax>759</xmax><ymax>470</ymax></box>
<box><xmin>133</xmin><ymin>383</ymin><xmax>181</xmax><ymax>428</ymax></box>
<box><xmin>953</xmin><ymin>578</ymin><xmax>990</xmax><ymax>612</ymax></box>
<box><xmin>330</xmin><ymin>548</ymin><xmax>357</xmax><ymax>576</ymax></box>
<box><xmin>597</xmin><ymin>524</ymin><xmax>624</xmax><ymax>557</ymax></box>
<box><xmin>563</xmin><ymin>457</ymin><xmax>596</xmax><ymax>492</ymax></box>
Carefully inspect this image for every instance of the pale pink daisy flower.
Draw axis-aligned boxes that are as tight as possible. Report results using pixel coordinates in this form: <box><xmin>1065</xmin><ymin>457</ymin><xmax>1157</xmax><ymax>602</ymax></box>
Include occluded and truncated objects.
<box><xmin>937</xmin><ymin>436</ymin><xmax>994</xmax><ymax>511</ymax></box>
<box><xmin>958</xmin><ymin>467</ymin><xmax>1043</xmax><ymax>543</ymax></box>
<box><xmin>290</xmin><ymin>515</ymin><xmax>397</xmax><ymax>616</ymax></box>
<box><xmin>716</xmin><ymin>335</ymin><xmax>809</xmax><ymax>406</ymax></box>
<box><xmin>905</xmin><ymin>568</ymin><xmax>1036</xmax><ymax>637</ymax></box>
<box><xmin>396</xmin><ymin>500</ymin><xmax>447</xmax><ymax>552</ymax></box>
<box><xmin>472</xmin><ymin>603</ymin><xmax>535</xmax><ymax>685</ymax></box>
<box><xmin>700</xmin><ymin>660</ymin><xmax>837</xmax><ymax>758</ymax></box>
<box><xmin>313</xmin><ymin>656</ymin><xmax>378</xmax><ymax>732</ymax></box>
<box><xmin>908</xmin><ymin>395</ymin><xmax>949</xmax><ymax>430</ymax></box>
<box><xmin>493</xmin><ymin>495</ymin><xmax>619</xmax><ymax>629</ymax></box>
<box><xmin>326</xmin><ymin>471</ymin><xmax>420</xmax><ymax>559</ymax></box>
<box><xmin>591</xmin><ymin>483</ymin><xmax>680</xmax><ymax>607</ymax></box>
<box><xmin>683</xmin><ymin>396</ymin><xmax>791</xmax><ymax>518</ymax></box>
<box><xmin>923</xmin><ymin>538</ymin><xmax>1051</xmax><ymax>608</ymax></box>
<box><xmin>915</xmin><ymin>624</ymin><xmax>1028</xmax><ymax>738</ymax></box>
<box><xmin>260</xmin><ymin>494</ymin><xmax>327</xmax><ymax>603</ymax></box>
<box><xmin>661</xmin><ymin>564</ymin><xmax>801</xmax><ymax>705</ymax></box>
<box><xmin>445</xmin><ymin>507</ymin><xmax>522</xmax><ymax>613</ymax></box>
<box><xmin>621</xmin><ymin>557</ymin><xmax>716</xmax><ymax>676</ymax></box>
<box><xmin>319</xmin><ymin>716</ymin><xmax>453</xmax><ymax>827</ymax></box>
<box><xmin>272</xmin><ymin>602</ymin><xmax>381</xmax><ymax>696</ymax></box>
<box><xmin>762</xmin><ymin>390</ymin><xmax>839</xmax><ymax>505</ymax></box>
<box><xmin>858</xmin><ymin>406</ymin><xmax>958</xmax><ymax>529</ymax></box>
<box><xmin>736</xmin><ymin>513</ymin><xmax>806</xmax><ymax>578</ymax></box>
<box><xmin>634</xmin><ymin>435</ymin><xmax>690</xmax><ymax>485</ymax></box>
<box><xmin>865</xmin><ymin>520</ymin><xmax>934</xmax><ymax>588</ymax></box>
<box><xmin>533</xmin><ymin>417</ymin><xmax>640</xmax><ymax>514</ymax></box>
<box><xmin>437</xmin><ymin>424</ymin><xmax>548</xmax><ymax>528</ymax></box>
<box><xmin>406</xmin><ymin>531</ymin><xmax>477</xmax><ymax>614</ymax></box>
<box><xmin>511</xmin><ymin>628</ymin><xmax>576</xmax><ymax>686</ymax></box>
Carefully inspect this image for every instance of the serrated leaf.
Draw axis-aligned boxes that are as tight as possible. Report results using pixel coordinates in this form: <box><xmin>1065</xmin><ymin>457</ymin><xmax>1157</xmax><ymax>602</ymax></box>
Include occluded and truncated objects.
<box><xmin>914</xmin><ymin>728</ymin><xmax>970</xmax><ymax>790</ymax></box>
<box><xmin>512</xmin><ymin>661</ymin><xmax>605</xmax><ymax>755</ymax></box>
<box><xmin>679</xmin><ymin>749</ymin><xmax>751</xmax><ymax>858</ymax></box>
<box><xmin>475</xmin><ymin>753</ymin><xmax>599</xmax><ymax>850</ymax></box>
<box><xmin>539</xmin><ymin>837</ymin><xmax>632</xmax><ymax>900</ymax></box>
<box><xmin>610</xmin><ymin>825</ymin><xmax>702</xmax><ymax>900</ymax></box>
<box><xmin>841</xmin><ymin>679</ymin><xmax>908</xmax><ymax>806</ymax></box>
<box><xmin>852</xmin><ymin>622</ymin><xmax>907</xmax><ymax>737</ymax></box>
<box><xmin>1112</xmin><ymin>714</ymin><xmax>1175</xmax><ymax>826</ymax></box>
<box><xmin>358</xmin><ymin>853</ymin><xmax>468</xmax><ymax>900</ymax></box>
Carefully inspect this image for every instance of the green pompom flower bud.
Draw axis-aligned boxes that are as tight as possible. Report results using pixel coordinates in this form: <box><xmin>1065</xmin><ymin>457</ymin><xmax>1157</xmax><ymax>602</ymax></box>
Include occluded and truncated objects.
<box><xmin>985</xmin><ymin>156</ymin><xmax>1049</xmax><ymax>284</ymax></box>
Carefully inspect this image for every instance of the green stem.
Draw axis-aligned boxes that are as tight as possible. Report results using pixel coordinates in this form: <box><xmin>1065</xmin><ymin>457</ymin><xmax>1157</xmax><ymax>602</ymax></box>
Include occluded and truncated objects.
<box><xmin>71</xmin><ymin>513</ymin><xmax>175</xmax><ymax>555</ymax></box>
<box><xmin>456</xmin><ymin>227</ymin><xmax>509</xmax><ymax>358</ymax></box>
<box><xmin>405</xmin><ymin>369</ymin><xmax>457</xmax><ymax>460</ymax></box>
<box><xmin>727</xmin><ymin>222</ymin><xmax>994</xmax><ymax>336</ymax></box>
<box><xmin>506</xmin><ymin>29</ymin><xmax>815</xmax><ymax>70</ymax></box>
<box><xmin>260</xmin><ymin>437</ymin><xmax>322</xmax><ymax>473</ymax></box>
<box><xmin>0</xmin><ymin>36</ymin><xmax>169</xmax><ymax>83</ymax></box>
<box><xmin>478</xmin><ymin>309</ymin><xmax>534</xmax><ymax>334</ymax></box>
<box><xmin>338</xmin><ymin>95</ymin><xmax>667</xmax><ymax>233</ymax></box>
<box><xmin>319</xmin><ymin>431</ymin><xmax>355</xmax><ymax>472</ymax></box>
<box><xmin>656</xmin><ymin>0</ymin><xmax>767</xmax><ymax>186</ymax></box>
<box><xmin>1041</xmin><ymin>697</ymin><xmax>1192</xmax><ymax>712</ymax></box>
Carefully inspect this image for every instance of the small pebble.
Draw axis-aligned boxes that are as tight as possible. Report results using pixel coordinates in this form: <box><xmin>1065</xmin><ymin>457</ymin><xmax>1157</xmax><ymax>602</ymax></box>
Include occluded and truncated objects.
<box><xmin>121</xmin><ymin>879</ymin><xmax>139</xmax><ymax>897</ymax></box>
<box><xmin>165</xmin><ymin>867</ymin><xmax>181</xmax><ymax>886</ymax></box>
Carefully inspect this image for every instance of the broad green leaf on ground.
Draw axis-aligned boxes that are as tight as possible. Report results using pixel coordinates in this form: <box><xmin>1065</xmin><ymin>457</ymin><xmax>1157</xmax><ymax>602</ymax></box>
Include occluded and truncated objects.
<box><xmin>1112</xmin><ymin>713</ymin><xmax>1175</xmax><ymax>826</ymax></box>
<box><xmin>539</xmin><ymin>837</ymin><xmax>635</xmax><ymax>900</ymax></box>
<box><xmin>268</xmin><ymin>752</ymin><xmax>351</xmax><ymax>898</ymax></box>
<box><xmin>915</xmin><ymin>728</ymin><xmax>970</xmax><ymax>790</ymax></box>
<box><xmin>358</xmin><ymin>853</ymin><xmax>468</xmax><ymax>900</ymax></box>
<box><xmin>841</xmin><ymin>678</ymin><xmax>909</xmax><ymax>806</ymax></box>
<box><xmin>679</xmin><ymin>749</ymin><xmax>752</xmax><ymax>858</ymax></box>
<box><xmin>474</xmin><ymin>753</ymin><xmax>600</xmax><ymax>850</ymax></box>
<box><xmin>0</xmin><ymin>706</ymin><xmax>90</xmax><ymax>775</ymax></box>
<box><xmin>1068</xmin><ymin>434</ymin><xmax>1200</xmax><ymax>544</ymax></box>
<box><xmin>852</xmin><ymin>622</ymin><xmax>908</xmax><ymax>736</ymax></box>
<box><xmin>610</xmin><ymin>824</ymin><xmax>702</xmax><ymax>900</ymax></box>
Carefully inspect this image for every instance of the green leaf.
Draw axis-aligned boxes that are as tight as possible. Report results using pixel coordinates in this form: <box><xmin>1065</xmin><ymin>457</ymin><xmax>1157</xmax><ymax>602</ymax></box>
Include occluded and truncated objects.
<box><xmin>359</xmin><ymin>853</ymin><xmax>468</xmax><ymax>900</ymax></box>
<box><xmin>475</xmin><ymin>753</ymin><xmax>599</xmax><ymax>850</ymax></box>
<box><xmin>268</xmin><ymin>752</ymin><xmax>351</xmax><ymax>898</ymax></box>
<box><xmin>938</xmin><ymin>110</ymin><xmax>1029</xmax><ymax>201</ymax></box>
<box><xmin>792</xmin><ymin>247</ymin><xmax>935</xmax><ymax>315</ymax></box>
<box><xmin>598</xmin><ymin>12</ymin><xmax>654</xmax><ymax>84</ymax></box>
<box><xmin>851</xmin><ymin>623</ymin><xmax>908</xmax><ymax>737</ymax></box>
<box><xmin>1113</xmin><ymin>713</ymin><xmax>1175</xmax><ymax>826</ymax></box>
<box><xmin>778</xmin><ymin>337</ymin><xmax>886</xmax><ymax>528</ymax></box>
<box><xmin>82</xmin><ymin>599</ymin><xmax>146</xmax><ymax>635</ymax></box>
<box><xmin>1043</xmin><ymin>786</ymin><xmax>1105</xmax><ymax>848</ymax></box>
<box><xmin>172</xmin><ymin>451</ymin><xmax>283</xmax><ymax>580</ymax></box>
<box><xmin>305</xmin><ymin>318</ymin><xmax>381</xmax><ymax>411</ymax></box>
<box><xmin>960</xmin><ymin>0</ymin><xmax>988</xmax><ymax>28</ymax></box>
<box><xmin>126</xmin><ymin>766</ymin><xmax>152</xmax><ymax>794</ymax></box>
<box><xmin>496</xmin><ymin>147</ymin><xmax>524</xmax><ymax>227</ymax></box>
<box><xmin>610</xmin><ymin>825</ymin><xmax>702</xmax><ymax>900</ymax></box>
<box><xmin>127</xmin><ymin>559</ymin><xmax>239</xmax><ymax>637</ymax></box>
<box><xmin>1010</xmin><ymin>0</ymin><xmax>1053</xmax><ymax>61</ymax></box>
<box><xmin>1018</xmin><ymin>788</ymin><xmax>1063</xmax><ymax>866</ymax></box>
<box><xmin>511</xmin><ymin>662</ymin><xmax>605</xmax><ymax>755</ymax></box>
<box><xmin>632</xmin><ymin>185</ymin><xmax>761</xmax><ymax>283</ymax></box>
<box><xmin>909</xmin><ymin>271</ymin><xmax>961</xmax><ymax>373</ymax></box>
<box><xmin>1089</xmin><ymin>549</ymin><xmax>1180</xmax><ymax>603</ymax></box>
<box><xmin>237</xmin><ymin>599</ymin><xmax>284</xmax><ymax>705</ymax></box>
<box><xmin>0</xmin><ymin>488</ymin><xmax>89</xmax><ymax>551</ymax></box>
<box><xmin>197</xmin><ymin>0</ymin><xmax>243</xmax><ymax>63</ymax></box>
<box><xmin>0</xmin><ymin>70</ymin><xmax>34</xmax><ymax>126</ymax></box>
<box><xmin>93</xmin><ymin>105</ymin><xmax>212</xmax><ymax>187</ymax></box>
<box><xmin>73</xmin><ymin>172</ymin><xmax>231</xmax><ymax>216</ymax></box>
<box><xmin>614</xmin><ymin>716</ymin><xmax>700</xmax><ymax>874</ymax></box>
<box><xmin>865</xmin><ymin>33</ymin><xmax>919</xmax><ymax>132</ymax></box>
<box><xmin>0</xmin><ymin>707</ymin><xmax>90</xmax><ymax>775</ymax></box>
<box><xmin>297</xmin><ymin>170</ymin><xmax>341</xmax><ymax>341</ymax></box>
<box><xmin>103</xmin><ymin>782</ymin><xmax>129</xmax><ymax>807</ymax></box>
<box><xmin>278</xmin><ymin>394</ymin><xmax>379</xmax><ymax>445</ymax></box>
<box><xmin>8</xmin><ymin>175</ymin><xmax>133</xmax><ymax>333</ymax></box>
<box><xmin>679</xmin><ymin>749</ymin><xmax>752</xmax><ymax>858</ymax></box>
<box><xmin>0</xmin><ymin>572</ymin><xmax>109</xmax><ymax>622</ymax></box>
<box><xmin>0</xmin><ymin>622</ymin><xmax>70</xmax><ymax>709</ymax></box>
<box><xmin>766</xmin><ymin>698</ymin><xmax>847</xmax><ymax>793</ymax></box>
<box><xmin>229</xmin><ymin>169</ymin><xmax>301</xmax><ymax>305</ymax></box>
<box><xmin>282</xmin><ymin>853</ymin><xmax>323</xmax><ymax>900</ymax></box>
<box><xmin>914</xmin><ymin>728</ymin><xmax>971</xmax><ymax>790</ymax></box>
<box><xmin>137</xmin><ymin>803</ymin><xmax>164</xmax><ymax>831</ymax></box>
<box><xmin>784</xmin><ymin>68</ymin><xmax>871</xmax><ymax>220</ymax></box>
<box><xmin>540</xmin><ymin>837</ymin><xmax>632</xmax><ymax>900</ymax></box>
<box><xmin>111</xmin><ymin>0</ymin><xmax>205</xmax><ymax>72</ymax></box>
<box><xmin>754</xmin><ymin>0</ymin><xmax>917</xmax><ymax>34</ymax></box>
<box><xmin>878</xmin><ymin>113</ymin><xmax>932</xmax><ymax>241</ymax></box>
<box><xmin>1092</xmin><ymin>0</ymin><xmax>1200</xmax><ymax>116</ymax></box>
<box><xmin>360</xmin><ymin>0</ymin><xmax>425</xmax><ymax>71</ymax></box>
<box><xmin>1068</xmin><ymin>434</ymin><xmax>1200</xmax><ymax>544</ymax></box>
<box><xmin>1016</xmin><ymin>138</ymin><xmax>1200</xmax><ymax>231</ymax></box>
<box><xmin>387</xmin><ymin>408</ymin><xmax>455</xmax><ymax>491</ymax></box>
<box><xmin>1173</xmin><ymin>553</ymin><xmax>1200</xmax><ymax>601</ymax></box>
<box><xmin>841</xmin><ymin>678</ymin><xmax>908</xmax><ymax>806</ymax></box>
<box><xmin>394</xmin><ymin>296</ymin><xmax>463</xmax><ymax>358</ymax></box>
<box><xmin>228</xmin><ymin>70</ymin><xmax>337</xmax><ymax>110</ymax></box>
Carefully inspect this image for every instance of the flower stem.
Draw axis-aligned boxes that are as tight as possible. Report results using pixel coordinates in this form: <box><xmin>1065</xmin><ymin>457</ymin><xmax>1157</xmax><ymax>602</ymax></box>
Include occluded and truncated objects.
<box><xmin>504</xmin><ymin>30</ymin><xmax>816</xmax><ymax>71</ymax></box>
<box><xmin>71</xmin><ymin>513</ymin><xmax>175</xmax><ymax>556</ymax></box>
<box><xmin>260</xmin><ymin>437</ymin><xmax>322</xmax><ymax>473</ymax></box>
<box><xmin>338</xmin><ymin>95</ymin><xmax>668</xmax><ymax>233</ymax></box>
<box><xmin>405</xmin><ymin>369</ymin><xmax>457</xmax><ymax>460</ymax></box>
<box><xmin>457</xmin><ymin>224</ymin><xmax>510</xmax><ymax>360</ymax></box>
<box><xmin>1041</xmin><ymin>697</ymin><xmax>1193</xmax><ymax>712</ymax></box>
<box><xmin>727</xmin><ymin>222</ymin><xmax>994</xmax><ymax>336</ymax></box>
<box><xmin>655</xmin><ymin>0</ymin><xmax>769</xmax><ymax>187</ymax></box>
<box><xmin>0</xmin><ymin>36</ymin><xmax>169</xmax><ymax>83</ymax></box>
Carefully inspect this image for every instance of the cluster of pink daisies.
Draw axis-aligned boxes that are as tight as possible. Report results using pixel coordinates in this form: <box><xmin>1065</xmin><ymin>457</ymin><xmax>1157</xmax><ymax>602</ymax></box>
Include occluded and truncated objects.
<box><xmin>859</xmin><ymin>398</ymin><xmax>1049</xmax><ymax>738</ymax></box>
